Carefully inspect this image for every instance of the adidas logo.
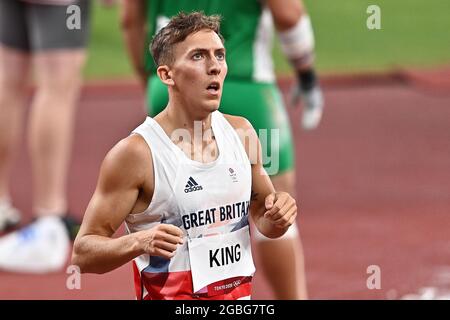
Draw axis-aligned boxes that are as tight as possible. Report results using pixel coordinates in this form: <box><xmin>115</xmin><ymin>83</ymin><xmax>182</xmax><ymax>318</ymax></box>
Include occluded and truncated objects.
<box><xmin>184</xmin><ymin>177</ymin><xmax>203</xmax><ymax>193</ymax></box>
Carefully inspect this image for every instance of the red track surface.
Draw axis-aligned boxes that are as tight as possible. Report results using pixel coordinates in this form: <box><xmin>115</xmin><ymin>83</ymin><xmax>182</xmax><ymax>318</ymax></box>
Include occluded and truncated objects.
<box><xmin>1</xmin><ymin>71</ymin><xmax>449</xmax><ymax>299</ymax></box>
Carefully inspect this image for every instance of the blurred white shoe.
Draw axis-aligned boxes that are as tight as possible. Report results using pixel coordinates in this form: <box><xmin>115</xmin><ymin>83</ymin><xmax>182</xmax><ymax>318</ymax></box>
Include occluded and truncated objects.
<box><xmin>301</xmin><ymin>86</ymin><xmax>324</xmax><ymax>130</ymax></box>
<box><xmin>0</xmin><ymin>215</ymin><xmax>69</xmax><ymax>273</ymax></box>
<box><xmin>0</xmin><ymin>199</ymin><xmax>21</xmax><ymax>232</ymax></box>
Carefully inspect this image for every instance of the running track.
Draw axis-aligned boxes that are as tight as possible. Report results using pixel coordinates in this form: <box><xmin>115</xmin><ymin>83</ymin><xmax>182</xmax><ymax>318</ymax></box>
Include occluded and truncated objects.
<box><xmin>1</xmin><ymin>69</ymin><xmax>450</xmax><ymax>299</ymax></box>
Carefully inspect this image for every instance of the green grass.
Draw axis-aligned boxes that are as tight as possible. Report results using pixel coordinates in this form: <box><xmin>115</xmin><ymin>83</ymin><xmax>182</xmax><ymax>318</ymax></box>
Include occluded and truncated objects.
<box><xmin>275</xmin><ymin>0</ymin><xmax>450</xmax><ymax>75</ymax></box>
<box><xmin>84</xmin><ymin>4</ymin><xmax>133</xmax><ymax>79</ymax></box>
<box><xmin>86</xmin><ymin>0</ymin><xmax>450</xmax><ymax>79</ymax></box>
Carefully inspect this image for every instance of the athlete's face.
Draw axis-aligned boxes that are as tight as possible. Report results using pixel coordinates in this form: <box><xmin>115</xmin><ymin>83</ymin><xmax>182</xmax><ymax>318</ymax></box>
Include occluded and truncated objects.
<box><xmin>167</xmin><ymin>29</ymin><xmax>227</xmax><ymax>114</ymax></box>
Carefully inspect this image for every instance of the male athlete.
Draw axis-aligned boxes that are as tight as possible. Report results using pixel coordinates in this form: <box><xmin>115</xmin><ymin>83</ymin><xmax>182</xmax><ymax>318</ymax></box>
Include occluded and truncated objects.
<box><xmin>72</xmin><ymin>12</ymin><xmax>298</xmax><ymax>300</ymax></box>
<box><xmin>121</xmin><ymin>0</ymin><xmax>322</xmax><ymax>299</ymax></box>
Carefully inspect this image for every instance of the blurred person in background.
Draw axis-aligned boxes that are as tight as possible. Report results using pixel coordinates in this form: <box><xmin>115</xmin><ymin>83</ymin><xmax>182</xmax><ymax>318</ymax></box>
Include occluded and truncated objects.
<box><xmin>121</xmin><ymin>0</ymin><xmax>324</xmax><ymax>299</ymax></box>
<box><xmin>0</xmin><ymin>0</ymin><xmax>90</xmax><ymax>273</ymax></box>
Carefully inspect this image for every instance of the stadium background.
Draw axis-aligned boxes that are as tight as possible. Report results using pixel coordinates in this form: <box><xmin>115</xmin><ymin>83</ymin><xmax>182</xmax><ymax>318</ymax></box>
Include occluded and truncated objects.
<box><xmin>1</xmin><ymin>0</ymin><xmax>449</xmax><ymax>299</ymax></box>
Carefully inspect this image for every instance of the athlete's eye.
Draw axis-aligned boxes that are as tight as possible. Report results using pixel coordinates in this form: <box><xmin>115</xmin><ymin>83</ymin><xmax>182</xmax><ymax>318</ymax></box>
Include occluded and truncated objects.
<box><xmin>216</xmin><ymin>53</ymin><xmax>225</xmax><ymax>60</ymax></box>
<box><xmin>192</xmin><ymin>53</ymin><xmax>203</xmax><ymax>60</ymax></box>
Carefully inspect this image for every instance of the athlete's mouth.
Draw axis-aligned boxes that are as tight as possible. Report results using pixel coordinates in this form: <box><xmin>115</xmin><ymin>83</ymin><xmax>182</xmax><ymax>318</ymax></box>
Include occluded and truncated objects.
<box><xmin>206</xmin><ymin>81</ymin><xmax>220</xmax><ymax>94</ymax></box>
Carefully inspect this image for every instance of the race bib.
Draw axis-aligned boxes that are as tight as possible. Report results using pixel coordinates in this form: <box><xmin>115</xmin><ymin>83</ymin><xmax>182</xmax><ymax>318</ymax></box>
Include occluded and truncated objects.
<box><xmin>188</xmin><ymin>226</ymin><xmax>255</xmax><ymax>294</ymax></box>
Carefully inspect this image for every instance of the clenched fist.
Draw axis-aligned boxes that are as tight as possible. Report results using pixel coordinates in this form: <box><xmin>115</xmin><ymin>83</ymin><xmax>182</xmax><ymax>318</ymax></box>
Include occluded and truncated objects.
<box><xmin>140</xmin><ymin>224</ymin><xmax>184</xmax><ymax>259</ymax></box>
<box><xmin>264</xmin><ymin>192</ymin><xmax>297</xmax><ymax>229</ymax></box>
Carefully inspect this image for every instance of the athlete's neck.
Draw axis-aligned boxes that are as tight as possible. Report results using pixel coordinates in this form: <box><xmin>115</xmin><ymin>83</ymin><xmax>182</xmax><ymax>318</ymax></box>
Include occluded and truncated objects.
<box><xmin>161</xmin><ymin>101</ymin><xmax>213</xmax><ymax>133</ymax></box>
<box><xmin>155</xmin><ymin>102</ymin><xmax>218</xmax><ymax>163</ymax></box>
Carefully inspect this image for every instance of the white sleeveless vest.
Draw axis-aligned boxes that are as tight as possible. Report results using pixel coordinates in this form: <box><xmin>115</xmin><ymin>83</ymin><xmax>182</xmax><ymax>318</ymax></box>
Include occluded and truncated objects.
<box><xmin>126</xmin><ymin>111</ymin><xmax>254</xmax><ymax>300</ymax></box>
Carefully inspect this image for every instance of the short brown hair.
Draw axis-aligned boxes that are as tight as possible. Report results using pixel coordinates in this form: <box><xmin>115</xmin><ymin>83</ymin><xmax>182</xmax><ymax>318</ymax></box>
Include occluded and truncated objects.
<box><xmin>150</xmin><ymin>11</ymin><xmax>224</xmax><ymax>66</ymax></box>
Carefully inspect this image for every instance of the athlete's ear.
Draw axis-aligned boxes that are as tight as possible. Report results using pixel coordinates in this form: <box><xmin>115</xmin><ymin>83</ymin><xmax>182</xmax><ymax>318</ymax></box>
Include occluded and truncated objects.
<box><xmin>157</xmin><ymin>65</ymin><xmax>175</xmax><ymax>86</ymax></box>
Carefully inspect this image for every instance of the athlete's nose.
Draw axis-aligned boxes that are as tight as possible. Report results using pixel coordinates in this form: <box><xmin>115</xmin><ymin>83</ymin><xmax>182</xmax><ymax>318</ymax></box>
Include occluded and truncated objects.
<box><xmin>207</xmin><ymin>57</ymin><xmax>221</xmax><ymax>76</ymax></box>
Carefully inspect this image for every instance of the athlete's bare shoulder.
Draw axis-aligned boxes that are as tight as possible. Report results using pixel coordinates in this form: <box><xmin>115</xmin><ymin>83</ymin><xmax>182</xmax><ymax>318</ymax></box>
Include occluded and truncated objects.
<box><xmin>99</xmin><ymin>133</ymin><xmax>153</xmax><ymax>192</ymax></box>
<box><xmin>222</xmin><ymin>113</ymin><xmax>260</xmax><ymax>164</ymax></box>
<box><xmin>106</xmin><ymin>134</ymin><xmax>150</xmax><ymax>168</ymax></box>
<box><xmin>222</xmin><ymin>113</ymin><xmax>253</xmax><ymax>131</ymax></box>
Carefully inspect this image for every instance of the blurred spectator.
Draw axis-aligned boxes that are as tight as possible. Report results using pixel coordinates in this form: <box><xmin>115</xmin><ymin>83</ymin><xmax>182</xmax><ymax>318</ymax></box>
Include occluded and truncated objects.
<box><xmin>0</xmin><ymin>0</ymin><xmax>90</xmax><ymax>273</ymax></box>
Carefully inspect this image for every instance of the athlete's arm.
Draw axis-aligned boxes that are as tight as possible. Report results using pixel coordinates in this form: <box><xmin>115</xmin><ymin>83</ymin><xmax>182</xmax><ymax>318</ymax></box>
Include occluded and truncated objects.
<box><xmin>225</xmin><ymin>115</ymin><xmax>297</xmax><ymax>238</ymax></box>
<box><xmin>266</xmin><ymin>0</ymin><xmax>304</xmax><ymax>31</ymax></box>
<box><xmin>267</xmin><ymin>0</ymin><xmax>320</xmax><ymax>114</ymax></box>
<box><xmin>267</xmin><ymin>0</ymin><xmax>314</xmax><ymax>70</ymax></box>
<box><xmin>120</xmin><ymin>0</ymin><xmax>149</xmax><ymax>88</ymax></box>
<box><xmin>72</xmin><ymin>134</ymin><xmax>183</xmax><ymax>274</ymax></box>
